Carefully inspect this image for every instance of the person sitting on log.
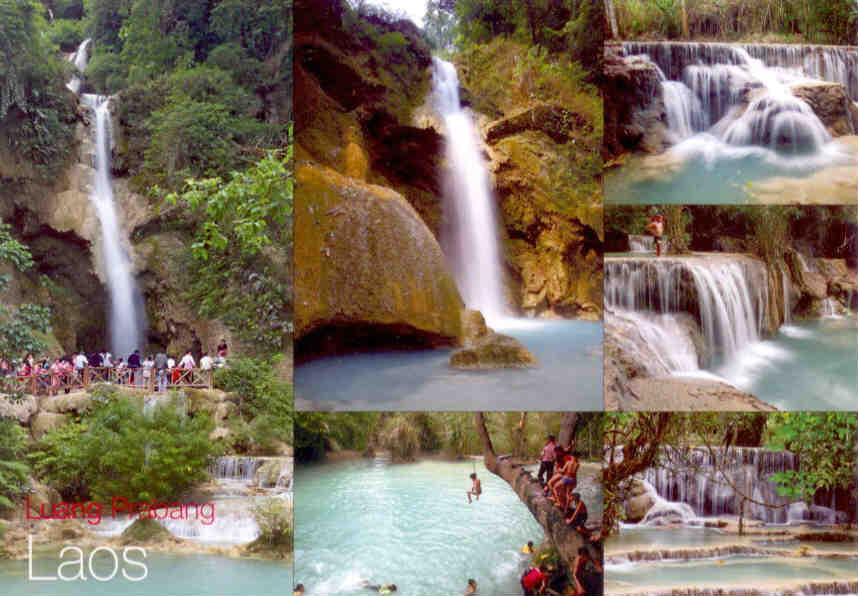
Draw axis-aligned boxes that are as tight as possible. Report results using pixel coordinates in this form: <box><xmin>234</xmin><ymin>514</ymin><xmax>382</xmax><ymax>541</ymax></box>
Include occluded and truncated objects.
<box><xmin>564</xmin><ymin>493</ymin><xmax>588</xmax><ymax>536</ymax></box>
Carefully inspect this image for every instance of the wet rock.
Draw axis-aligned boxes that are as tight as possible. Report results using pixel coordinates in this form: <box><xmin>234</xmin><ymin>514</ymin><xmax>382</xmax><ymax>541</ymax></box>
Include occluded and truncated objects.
<box><xmin>295</xmin><ymin>162</ymin><xmax>464</xmax><ymax>357</ymax></box>
<box><xmin>624</xmin><ymin>479</ymin><xmax>655</xmax><ymax>523</ymax></box>
<box><xmin>790</xmin><ymin>81</ymin><xmax>856</xmax><ymax>136</ymax></box>
<box><xmin>40</xmin><ymin>391</ymin><xmax>93</xmax><ymax>415</ymax></box>
<box><xmin>485</xmin><ymin>103</ymin><xmax>590</xmax><ymax>145</ymax></box>
<box><xmin>461</xmin><ymin>309</ymin><xmax>489</xmax><ymax>346</ymax></box>
<box><xmin>603</xmin><ymin>43</ymin><xmax>669</xmax><ymax>158</ymax></box>
<box><xmin>449</xmin><ymin>332</ymin><xmax>536</xmax><ymax>370</ymax></box>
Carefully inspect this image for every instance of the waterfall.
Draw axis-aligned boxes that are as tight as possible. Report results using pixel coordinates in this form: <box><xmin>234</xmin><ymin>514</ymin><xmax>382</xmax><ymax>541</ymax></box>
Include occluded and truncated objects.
<box><xmin>629</xmin><ymin>235</ymin><xmax>655</xmax><ymax>253</ymax></box>
<box><xmin>639</xmin><ymin>446</ymin><xmax>847</xmax><ymax>525</ymax></box>
<box><xmin>605</xmin><ymin>256</ymin><xmax>769</xmax><ymax>368</ymax></box>
<box><xmin>66</xmin><ymin>38</ymin><xmax>91</xmax><ymax>94</ymax></box>
<box><xmin>432</xmin><ymin>58</ymin><xmax>507</xmax><ymax>323</ymax></box>
<box><xmin>82</xmin><ymin>94</ymin><xmax>146</xmax><ymax>357</ymax></box>
<box><xmin>623</xmin><ymin>41</ymin><xmax>846</xmax><ymax>156</ymax></box>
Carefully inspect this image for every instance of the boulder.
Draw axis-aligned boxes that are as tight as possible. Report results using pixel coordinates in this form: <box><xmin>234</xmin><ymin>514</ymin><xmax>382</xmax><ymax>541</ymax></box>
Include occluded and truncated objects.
<box><xmin>40</xmin><ymin>391</ymin><xmax>93</xmax><ymax>415</ymax></box>
<box><xmin>0</xmin><ymin>395</ymin><xmax>39</xmax><ymax>425</ymax></box>
<box><xmin>790</xmin><ymin>81</ymin><xmax>856</xmax><ymax>136</ymax></box>
<box><xmin>295</xmin><ymin>162</ymin><xmax>465</xmax><ymax>356</ymax></box>
<box><xmin>461</xmin><ymin>309</ymin><xmax>489</xmax><ymax>346</ymax></box>
<box><xmin>625</xmin><ymin>480</ymin><xmax>655</xmax><ymax>523</ymax></box>
<box><xmin>30</xmin><ymin>412</ymin><xmax>69</xmax><ymax>440</ymax></box>
<box><xmin>449</xmin><ymin>332</ymin><xmax>537</xmax><ymax>370</ymax></box>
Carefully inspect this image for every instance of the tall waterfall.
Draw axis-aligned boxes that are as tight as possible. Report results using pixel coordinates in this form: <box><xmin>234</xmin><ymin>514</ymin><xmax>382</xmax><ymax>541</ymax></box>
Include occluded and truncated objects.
<box><xmin>639</xmin><ymin>446</ymin><xmax>846</xmax><ymax>525</ymax></box>
<box><xmin>82</xmin><ymin>94</ymin><xmax>146</xmax><ymax>357</ymax></box>
<box><xmin>605</xmin><ymin>256</ymin><xmax>769</xmax><ymax>368</ymax></box>
<box><xmin>432</xmin><ymin>58</ymin><xmax>507</xmax><ymax>323</ymax></box>
<box><xmin>622</xmin><ymin>41</ymin><xmax>847</xmax><ymax>156</ymax></box>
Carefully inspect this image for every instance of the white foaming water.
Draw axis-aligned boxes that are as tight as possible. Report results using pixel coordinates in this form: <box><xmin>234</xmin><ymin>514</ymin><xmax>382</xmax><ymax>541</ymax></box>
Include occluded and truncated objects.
<box><xmin>629</xmin><ymin>234</ymin><xmax>655</xmax><ymax>253</ymax></box>
<box><xmin>432</xmin><ymin>58</ymin><xmax>506</xmax><ymax>323</ymax></box>
<box><xmin>82</xmin><ymin>94</ymin><xmax>145</xmax><ymax>357</ymax></box>
<box><xmin>66</xmin><ymin>38</ymin><xmax>90</xmax><ymax>94</ymax></box>
<box><xmin>624</xmin><ymin>42</ymin><xmax>852</xmax><ymax>166</ymax></box>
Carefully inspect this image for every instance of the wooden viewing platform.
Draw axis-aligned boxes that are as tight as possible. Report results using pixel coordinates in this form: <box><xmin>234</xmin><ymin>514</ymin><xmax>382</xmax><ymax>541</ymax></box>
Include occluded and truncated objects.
<box><xmin>7</xmin><ymin>367</ymin><xmax>214</xmax><ymax>396</ymax></box>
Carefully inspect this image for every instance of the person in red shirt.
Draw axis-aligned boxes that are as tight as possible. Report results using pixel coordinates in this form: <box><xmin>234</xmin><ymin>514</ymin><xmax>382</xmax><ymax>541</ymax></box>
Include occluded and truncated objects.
<box><xmin>520</xmin><ymin>565</ymin><xmax>548</xmax><ymax>595</ymax></box>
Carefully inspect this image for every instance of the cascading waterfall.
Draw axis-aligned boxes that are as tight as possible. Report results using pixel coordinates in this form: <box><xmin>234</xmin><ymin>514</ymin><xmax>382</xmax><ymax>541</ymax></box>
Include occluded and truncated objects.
<box><xmin>82</xmin><ymin>94</ymin><xmax>146</xmax><ymax>357</ymax></box>
<box><xmin>66</xmin><ymin>38</ymin><xmax>90</xmax><ymax>94</ymax></box>
<box><xmin>628</xmin><ymin>235</ymin><xmax>655</xmax><ymax>253</ymax></box>
<box><xmin>66</xmin><ymin>38</ymin><xmax>146</xmax><ymax>356</ymax></box>
<box><xmin>605</xmin><ymin>256</ymin><xmax>768</xmax><ymax>371</ymax></box>
<box><xmin>638</xmin><ymin>446</ymin><xmax>847</xmax><ymax>526</ymax></box>
<box><xmin>432</xmin><ymin>58</ymin><xmax>507</xmax><ymax>323</ymax></box>
<box><xmin>781</xmin><ymin>265</ymin><xmax>792</xmax><ymax>324</ymax></box>
<box><xmin>622</xmin><ymin>41</ymin><xmax>847</xmax><ymax>157</ymax></box>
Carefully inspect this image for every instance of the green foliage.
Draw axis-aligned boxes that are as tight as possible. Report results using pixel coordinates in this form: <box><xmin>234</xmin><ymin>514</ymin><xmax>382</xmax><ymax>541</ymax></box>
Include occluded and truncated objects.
<box><xmin>214</xmin><ymin>356</ymin><xmax>293</xmax><ymax>453</ymax></box>
<box><xmin>0</xmin><ymin>0</ymin><xmax>75</xmax><ymax>179</ymax></box>
<box><xmin>30</xmin><ymin>386</ymin><xmax>217</xmax><ymax>502</ymax></box>
<box><xmin>765</xmin><ymin>412</ymin><xmax>857</xmax><ymax>504</ymax></box>
<box><xmin>423</xmin><ymin>0</ymin><xmax>457</xmax><ymax>53</ymax></box>
<box><xmin>165</xmin><ymin>149</ymin><xmax>292</xmax><ymax>352</ymax></box>
<box><xmin>454</xmin><ymin>0</ymin><xmax>603</xmax><ymax>76</ymax></box>
<box><xmin>0</xmin><ymin>223</ymin><xmax>51</xmax><ymax>367</ymax></box>
<box><xmin>0</xmin><ymin>418</ymin><xmax>29</xmax><ymax>512</ymax></box>
<box><xmin>48</xmin><ymin>17</ymin><xmax>86</xmax><ymax>51</ymax></box>
<box><xmin>614</xmin><ymin>0</ymin><xmax>858</xmax><ymax>44</ymax></box>
<box><xmin>249</xmin><ymin>497</ymin><xmax>292</xmax><ymax>556</ymax></box>
<box><xmin>377</xmin><ymin>414</ymin><xmax>422</xmax><ymax>462</ymax></box>
<box><xmin>293</xmin><ymin>412</ymin><xmax>380</xmax><ymax>462</ymax></box>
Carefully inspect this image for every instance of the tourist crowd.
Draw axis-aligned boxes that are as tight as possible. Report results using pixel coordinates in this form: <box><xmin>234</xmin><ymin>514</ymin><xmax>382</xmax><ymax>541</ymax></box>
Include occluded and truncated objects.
<box><xmin>0</xmin><ymin>340</ymin><xmax>230</xmax><ymax>394</ymax></box>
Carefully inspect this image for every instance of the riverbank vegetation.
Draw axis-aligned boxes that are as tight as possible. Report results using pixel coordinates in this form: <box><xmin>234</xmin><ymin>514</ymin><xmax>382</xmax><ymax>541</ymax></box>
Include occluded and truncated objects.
<box><xmin>609</xmin><ymin>0</ymin><xmax>858</xmax><ymax>44</ymax></box>
<box><xmin>602</xmin><ymin>412</ymin><xmax>858</xmax><ymax>535</ymax></box>
<box><xmin>294</xmin><ymin>411</ymin><xmax>603</xmax><ymax>463</ymax></box>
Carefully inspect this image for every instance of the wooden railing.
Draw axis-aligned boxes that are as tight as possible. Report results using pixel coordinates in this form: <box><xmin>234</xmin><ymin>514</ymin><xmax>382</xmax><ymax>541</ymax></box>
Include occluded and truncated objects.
<box><xmin>7</xmin><ymin>367</ymin><xmax>214</xmax><ymax>397</ymax></box>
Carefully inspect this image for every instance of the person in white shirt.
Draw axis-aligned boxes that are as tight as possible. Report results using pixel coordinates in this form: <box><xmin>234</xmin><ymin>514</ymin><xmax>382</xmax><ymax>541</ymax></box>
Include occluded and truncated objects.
<box><xmin>73</xmin><ymin>352</ymin><xmax>88</xmax><ymax>371</ymax></box>
<box><xmin>102</xmin><ymin>351</ymin><xmax>113</xmax><ymax>367</ymax></box>
<box><xmin>142</xmin><ymin>355</ymin><xmax>155</xmax><ymax>387</ymax></box>
<box><xmin>179</xmin><ymin>351</ymin><xmax>196</xmax><ymax>370</ymax></box>
<box><xmin>199</xmin><ymin>352</ymin><xmax>213</xmax><ymax>371</ymax></box>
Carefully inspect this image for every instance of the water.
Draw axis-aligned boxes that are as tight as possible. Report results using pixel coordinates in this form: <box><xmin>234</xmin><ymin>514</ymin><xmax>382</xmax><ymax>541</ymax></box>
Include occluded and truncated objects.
<box><xmin>605</xmin><ymin>255</ymin><xmax>858</xmax><ymax>409</ymax></box>
<box><xmin>607</xmin><ymin>42</ymin><xmax>858</xmax><ymax>204</ymax></box>
<box><xmin>737</xmin><ymin>319</ymin><xmax>858</xmax><ymax>410</ymax></box>
<box><xmin>82</xmin><ymin>94</ymin><xmax>146</xmax><ymax>357</ymax></box>
<box><xmin>294</xmin><ymin>458</ymin><xmax>547</xmax><ymax>596</ymax></box>
<box><xmin>66</xmin><ymin>38</ymin><xmax>91</xmax><ymax>94</ymax></box>
<box><xmin>433</xmin><ymin>58</ymin><xmax>507</xmax><ymax>322</ymax></box>
<box><xmin>295</xmin><ymin>319</ymin><xmax>603</xmax><ymax>410</ymax></box>
<box><xmin>0</xmin><ymin>552</ymin><xmax>291</xmax><ymax>595</ymax></box>
<box><xmin>605</xmin><ymin>555</ymin><xmax>858</xmax><ymax>594</ymax></box>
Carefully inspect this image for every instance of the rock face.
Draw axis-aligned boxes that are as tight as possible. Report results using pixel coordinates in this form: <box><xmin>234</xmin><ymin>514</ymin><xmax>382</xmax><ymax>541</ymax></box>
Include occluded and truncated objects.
<box><xmin>295</xmin><ymin>162</ymin><xmax>464</xmax><ymax>355</ymax></box>
<box><xmin>603</xmin><ymin>43</ymin><xmax>668</xmax><ymax>159</ymax></box>
<box><xmin>790</xmin><ymin>81</ymin><xmax>856</xmax><ymax>137</ymax></box>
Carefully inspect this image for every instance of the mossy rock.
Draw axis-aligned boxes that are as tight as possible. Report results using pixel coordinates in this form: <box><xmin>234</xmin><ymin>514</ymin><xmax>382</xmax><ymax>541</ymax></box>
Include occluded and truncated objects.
<box><xmin>295</xmin><ymin>162</ymin><xmax>464</xmax><ymax>353</ymax></box>
<box><xmin>119</xmin><ymin>519</ymin><xmax>173</xmax><ymax>545</ymax></box>
<box><xmin>450</xmin><ymin>333</ymin><xmax>536</xmax><ymax>370</ymax></box>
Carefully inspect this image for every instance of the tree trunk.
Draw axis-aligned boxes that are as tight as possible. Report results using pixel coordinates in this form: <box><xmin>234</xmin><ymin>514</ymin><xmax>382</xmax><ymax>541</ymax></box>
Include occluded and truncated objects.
<box><xmin>605</xmin><ymin>0</ymin><xmax>619</xmax><ymax>39</ymax></box>
<box><xmin>558</xmin><ymin>412</ymin><xmax>579</xmax><ymax>447</ymax></box>
<box><xmin>680</xmin><ymin>0</ymin><xmax>690</xmax><ymax>38</ymax></box>
<box><xmin>475</xmin><ymin>413</ymin><xmax>589</xmax><ymax>568</ymax></box>
<box><xmin>513</xmin><ymin>412</ymin><xmax>528</xmax><ymax>459</ymax></box>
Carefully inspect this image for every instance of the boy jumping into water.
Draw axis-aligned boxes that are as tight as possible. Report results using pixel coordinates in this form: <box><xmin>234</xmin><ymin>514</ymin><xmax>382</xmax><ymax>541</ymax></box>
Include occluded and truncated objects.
<box><xmin>467</xmin><ymin>472</ymin><xmax>482</xmax><ymax>503</ymax></box>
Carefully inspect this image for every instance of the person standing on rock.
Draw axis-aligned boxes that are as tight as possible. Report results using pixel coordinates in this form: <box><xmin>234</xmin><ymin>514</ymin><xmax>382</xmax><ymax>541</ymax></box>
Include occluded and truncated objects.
<box><xmin>537</xmin><ymin>435</ymin><xmax>557</xmax><ymax>486</ymax></box>
<box><xmin>645</xmin><ymin>214</ymin><xmax>665</xmax><ymax>257</ymax></box>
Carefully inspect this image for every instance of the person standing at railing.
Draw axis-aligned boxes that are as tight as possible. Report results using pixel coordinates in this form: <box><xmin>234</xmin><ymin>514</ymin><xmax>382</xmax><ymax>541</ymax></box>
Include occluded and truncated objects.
<box><xmin>102</xmin><ymin>350</ymin><xmax>113</xmax><ymax>368</ymax></box>
<box><xmin>217</xmin><ymin>339</ymin><xmax>228</xmax><ymax>359</ymax></box>
<box><xmin>142</xmin><ymin>355</ymin><xmax>154</xmax><ymax>389</ymax></box>
<box><xmin>73</xmin><ymin>351</ymin><xmax>87</xmax><ymax>383</ymax></box>
<box><xmin>200</xmin><ymin>352</ymin><xmax>213</xmax><ymax>371</ymax></box>
<box><xmin>154</xmin><ymin>351</ymin><xmax>168</xmax><ymax>392</ymax></box>
<box><xmin>179</xmin><ymin>350</ymin><xmax>196</xmax><ymax>371</ymax></box>
<box><xmin>127</xmin><ymin>349</ymin><xmax>141</xmax><ymax>386</ymax></box>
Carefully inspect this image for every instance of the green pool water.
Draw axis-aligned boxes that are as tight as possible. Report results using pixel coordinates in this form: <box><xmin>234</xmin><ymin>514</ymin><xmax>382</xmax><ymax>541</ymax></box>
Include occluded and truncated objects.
<box><xmin>0</xmin><ymin>552</ymin><xmax>291</xmax><ymax>595</ymax></box>
<box><xmin>294</xmin><ymin>458</ymin><xmax>551</xmax><ymax>595</ymax></box>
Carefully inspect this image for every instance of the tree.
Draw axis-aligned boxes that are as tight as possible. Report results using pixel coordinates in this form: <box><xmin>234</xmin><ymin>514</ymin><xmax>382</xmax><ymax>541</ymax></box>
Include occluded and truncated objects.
<box><xmin>766</xmin><ymin>412</ymin><xmax>857</xmax><ymax>509</ymax></box>
<box><xmin>0</xmin><ymin>223</ymin><xmax>51</xmax><ymax>381</ymax></box>
<box><xmin>474</xmin><ymin>412</ymin><xmax>599</xmax><ymax>571</ymax></box>
<box><xmin>0</xmin><ymin>418</ymin><xmax>29</xmax><ymax>512</ymax></box>
<box><xmin>165</xmin><ymin>148</ymin><xmax>293</xmax><ymax>353</ymax></box>
<box><xmin>664</xmin><ymin>205</ymin><xmax>690</xmax><ymax>254</ymax></box>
